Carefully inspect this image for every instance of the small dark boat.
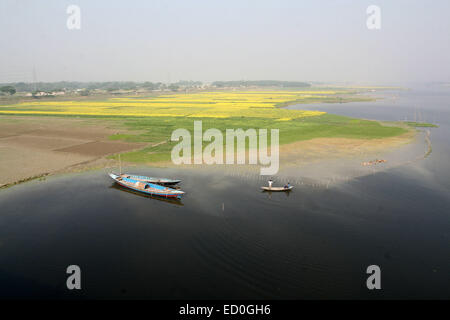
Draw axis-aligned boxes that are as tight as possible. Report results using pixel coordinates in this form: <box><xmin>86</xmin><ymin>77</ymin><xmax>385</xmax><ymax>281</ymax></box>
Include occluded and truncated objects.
<box><xmin>261</xmin><ymin>186</ymin><xmax>293</xmax><ymax>192</ymax></box>
<box><xmin>109</xmin><ymin>173</ymin><xmax>185</xmax><ymax>199</ymax></box>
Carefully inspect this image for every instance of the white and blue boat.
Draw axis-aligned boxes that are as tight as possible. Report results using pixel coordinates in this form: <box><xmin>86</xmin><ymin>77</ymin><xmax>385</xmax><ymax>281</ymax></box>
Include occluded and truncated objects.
<box><xmin>109</xmin><ymin>173</ymin><xmax>185</xmax><ymax>199</ymax></box>
<box><xmin>115</xmin><ymin>173</ymin><xmax>181</xmax><ymax>186</ymax></box>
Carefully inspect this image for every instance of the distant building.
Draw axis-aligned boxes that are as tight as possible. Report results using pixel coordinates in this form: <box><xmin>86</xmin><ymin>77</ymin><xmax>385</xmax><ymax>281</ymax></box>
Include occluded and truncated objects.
<box><xmin>31</xmin><ymin>90</ymin><xmax>65</xmax><ymax>97</ymax></box>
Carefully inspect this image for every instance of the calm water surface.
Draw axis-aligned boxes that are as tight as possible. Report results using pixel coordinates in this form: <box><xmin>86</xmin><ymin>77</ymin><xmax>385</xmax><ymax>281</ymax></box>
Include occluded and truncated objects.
<box><xmin>0</xmin><ymin>85</ymin><xmax>449</xmax><ymax>299</ymax></box>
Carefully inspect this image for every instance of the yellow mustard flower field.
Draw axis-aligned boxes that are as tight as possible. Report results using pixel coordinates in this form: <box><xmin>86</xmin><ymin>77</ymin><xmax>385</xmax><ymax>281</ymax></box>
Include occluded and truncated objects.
<box><xmin>0</xmin><ymin>91</ymin><xmax>326</xmax><ymax>120</ymax></box>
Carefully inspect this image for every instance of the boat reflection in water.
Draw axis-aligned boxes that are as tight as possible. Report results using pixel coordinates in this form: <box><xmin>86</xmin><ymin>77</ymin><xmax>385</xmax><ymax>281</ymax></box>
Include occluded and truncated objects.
<box><xmin>110</xmin><ymin>183</ymin><xmax>184</xmax><ymax>206</ymax></box>
<box><xmin>262</xmin><ymin>189</ymin><xmax>292</xmax><ymax>200</ymax></box>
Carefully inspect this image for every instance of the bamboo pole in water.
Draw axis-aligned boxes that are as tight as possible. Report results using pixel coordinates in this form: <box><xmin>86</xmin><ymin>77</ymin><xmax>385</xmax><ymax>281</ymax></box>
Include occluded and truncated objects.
<box><xmin>119</xmin><ymin>154</ymin><xmax>122</xmax><ymax>175</ymax></box>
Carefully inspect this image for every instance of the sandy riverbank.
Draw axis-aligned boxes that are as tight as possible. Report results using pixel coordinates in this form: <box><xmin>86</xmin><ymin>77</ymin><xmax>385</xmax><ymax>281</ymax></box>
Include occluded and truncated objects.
<box><xmin>149</xmin><ymin>128</ymin><xmax>422</xmax><ymax>187</ymax></box>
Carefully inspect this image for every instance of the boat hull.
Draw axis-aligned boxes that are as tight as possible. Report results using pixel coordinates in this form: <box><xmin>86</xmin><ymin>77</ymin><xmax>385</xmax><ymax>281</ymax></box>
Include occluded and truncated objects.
<box><xmin>110</xmin><ymin>183</ymin><xmax>184</xmax><ymax>205</ymax></box>
<box><xmin>261</xmin><ymin>186</ymin><xmax>293</xmax><ymax>192</ymax></box>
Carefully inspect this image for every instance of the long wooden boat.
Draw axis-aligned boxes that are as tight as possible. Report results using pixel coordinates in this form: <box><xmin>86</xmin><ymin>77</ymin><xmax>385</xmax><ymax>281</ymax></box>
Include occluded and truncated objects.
<box><xmin>109</xmin><ymin>173</ymin><xmax>185</xmax><ymax>199</ymax></box>
<box><xmin>261</xmin><ymin>186</ymin><xmax>293</xmax><ymax>192</ymax></box>
<box><xmin>110</xmin><ymin>183</ymin><xmax>184</xmax><ymax>206</ymax></box>
<box><xmin>115</xmin><ymin>173</ymin><xmax>181</xmax><ymax>186</ymax></box>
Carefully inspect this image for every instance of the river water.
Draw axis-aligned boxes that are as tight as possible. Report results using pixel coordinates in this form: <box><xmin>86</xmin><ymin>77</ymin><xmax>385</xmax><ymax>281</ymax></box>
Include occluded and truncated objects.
<box><xmin>0</xmin><ymin>85</ymin><xmax>449</xmax><ymax>299</ymax></box>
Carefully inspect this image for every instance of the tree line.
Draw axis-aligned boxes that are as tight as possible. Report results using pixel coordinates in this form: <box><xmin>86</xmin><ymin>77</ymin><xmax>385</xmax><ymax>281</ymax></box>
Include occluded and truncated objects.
<box><xmin>0</xmin><ymin>81</ymin><xmax>204</xmax><ymax>93</ymax></box>
<box><xmin>0</xmin><ymin>80</ymin><xmax>310</xmax><ymax>95</ymax></box>
<box><xmin>212</xmin><ymin>80</ymin><xmax>310</xmax><ymax>88</ymax></box>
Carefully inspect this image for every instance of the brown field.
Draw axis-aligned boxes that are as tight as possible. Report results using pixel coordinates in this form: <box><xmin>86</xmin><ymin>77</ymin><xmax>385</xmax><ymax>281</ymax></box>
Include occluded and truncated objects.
<box><xmin>55</xmin><ymin>141</ymin><xmax>145</xmax><ymax>157</ymax></box>
<box><xmin>0</xmin><ymin>116</ymin><xmax>144</xmax><ymax>186</ymax></box>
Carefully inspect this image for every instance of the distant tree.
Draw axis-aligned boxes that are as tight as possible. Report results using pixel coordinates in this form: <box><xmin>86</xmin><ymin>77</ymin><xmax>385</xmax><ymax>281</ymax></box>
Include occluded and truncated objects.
<box><xmin>79</xmin><ymin>89</ymin><xmax>90</xmax><ymax>96</ymax></box>
<box><xmin>143</xmin><ymin>82</ymin><xmax>157</xmax><ymax>90</ymax></box>
<box><xmin>0</xmin><ymin>86</ymin><xmax>16</xmax><ymax>95</ymax></box>
<box><xmin>168</xmin><ymin>84</ymin><xmax>179</xmax><ymax>91</ymax></box>
<box><xmin>175</xmin><ymin>80</ymin><xmax>202</xmax><ymax>87</ymax></box>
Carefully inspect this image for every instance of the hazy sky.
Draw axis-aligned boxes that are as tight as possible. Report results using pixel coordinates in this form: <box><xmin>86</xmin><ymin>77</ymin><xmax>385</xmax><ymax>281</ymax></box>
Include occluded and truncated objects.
<box><xmin>1</xmin><ymin>0</ymin><xmax>449</xmax><ymax>84</ymax></box>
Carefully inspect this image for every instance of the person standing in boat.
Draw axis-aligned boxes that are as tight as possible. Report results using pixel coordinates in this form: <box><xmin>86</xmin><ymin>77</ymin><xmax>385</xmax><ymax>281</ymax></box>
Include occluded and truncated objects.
<box><xmin>268</xmin><ymin>178</ymin><xmax>273</xmax><ymax>189</ymax></box>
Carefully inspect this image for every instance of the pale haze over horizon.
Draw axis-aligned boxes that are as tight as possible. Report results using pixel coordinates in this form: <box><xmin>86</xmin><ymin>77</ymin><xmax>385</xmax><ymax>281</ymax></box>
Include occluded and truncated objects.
<box><xmin>1</xmin><ymin>0</ymin><xmax>449</xmax><ymax>84</ymax></box>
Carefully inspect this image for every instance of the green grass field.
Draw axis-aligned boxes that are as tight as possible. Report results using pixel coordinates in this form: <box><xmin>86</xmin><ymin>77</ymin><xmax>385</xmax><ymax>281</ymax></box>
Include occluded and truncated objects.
<box><xmin>404</xmin><ymin>122</ymin><xmax>439</xmax><ymax>128</ymax></box>
<box><xmin>107</xmin><ymin>114</ymin><xmax>408</xmax><ymax>163</ymax></box>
